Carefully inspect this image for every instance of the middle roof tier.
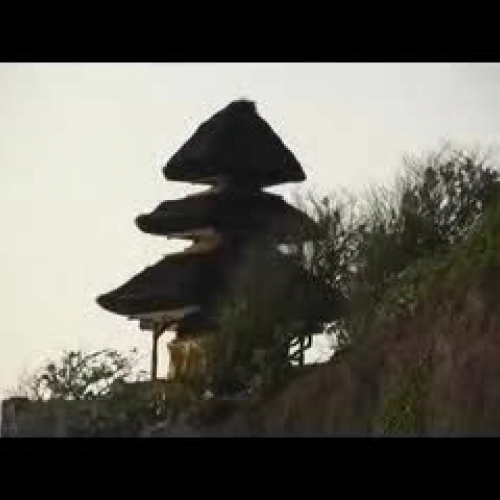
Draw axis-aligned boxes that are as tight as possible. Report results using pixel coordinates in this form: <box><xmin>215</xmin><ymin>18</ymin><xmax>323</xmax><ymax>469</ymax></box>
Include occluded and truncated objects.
<box><xmin>135</xmin><ymin>186</ymin><xmax>318</xmax><ymax>243</ymax></box>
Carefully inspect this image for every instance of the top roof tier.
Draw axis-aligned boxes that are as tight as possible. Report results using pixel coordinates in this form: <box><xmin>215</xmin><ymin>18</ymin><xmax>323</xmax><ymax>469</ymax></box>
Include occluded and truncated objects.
<box><xmin>163</xmin><ymin>100</ymin><xmax>306</xmax><ymax>188</ymax></box>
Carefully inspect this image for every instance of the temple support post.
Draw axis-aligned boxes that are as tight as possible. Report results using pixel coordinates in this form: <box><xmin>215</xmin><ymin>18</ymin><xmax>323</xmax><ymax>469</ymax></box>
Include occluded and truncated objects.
<box><xmin>299</xmin><ymin>337</ymin><xmax>305</xmax><ymax>367</ymax></box>
<box><xmin>288</xmin><ymin>334</ymin><xmax>312</xmax><ymax>367</ymax></box>
<box><xmin>151</xmin><ymin>325</ymin><xmax>163</xmax><ymax>381</ymax></box>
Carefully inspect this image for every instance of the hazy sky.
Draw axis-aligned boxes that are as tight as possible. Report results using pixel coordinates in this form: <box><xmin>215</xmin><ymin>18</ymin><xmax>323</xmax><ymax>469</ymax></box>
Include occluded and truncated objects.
<box><xmin>1</xmin><ymin>62</ymin><xmax>499</xmax><ymax>397</ymax></box>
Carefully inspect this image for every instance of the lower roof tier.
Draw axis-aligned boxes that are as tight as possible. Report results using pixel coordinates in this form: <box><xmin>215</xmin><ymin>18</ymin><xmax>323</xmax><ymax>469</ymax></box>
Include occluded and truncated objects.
<box><xmin>96</xmin><ymin>243</ymin><xmax>347</xmax><ymax>327</ymax></box>
<box><xmin>135</xmin><ymin>187</ymin><xmax>318</xmax><ymax>243</ymax></box>
<box><xmin>96</xmin><ymin>246</ymin><xmax>236</xmax><ymax>317</ymax></box>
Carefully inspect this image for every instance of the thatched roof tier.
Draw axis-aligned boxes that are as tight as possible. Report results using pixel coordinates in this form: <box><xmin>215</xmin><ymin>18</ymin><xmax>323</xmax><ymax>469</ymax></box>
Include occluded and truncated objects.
<box><xmin>96</xmin><ymin>247</ymin><xmax>236</xmax><ymax>317</ymax></box>
<box><xmin>163</xmin><ymin>100</ymin><xmax>306</xmax><ymax>187</ymax></box>
<box><xmin>135</xmin><ymin>188</ymin><xmax>318</xmax><ymax>242</ymax></box>
<box><xmin>96</xmin><ymin>245</ymin><xmax>344</xmax><ymax>333</ymax></box>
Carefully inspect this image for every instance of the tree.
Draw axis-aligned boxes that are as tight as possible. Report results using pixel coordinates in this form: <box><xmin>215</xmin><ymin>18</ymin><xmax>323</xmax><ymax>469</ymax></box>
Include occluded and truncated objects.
<box><xmin>350</xmin><ymin>147</ymin><xmax>499</xmax><ymax>316</ymax></box>
<box><xmin>288</xmin><ymin>189</ymin><xmax>360</xmax><ymax>299</ymax></box>
<box><xmin>397</xmin><ymin>146</ymin><xmax>499</xmax><ymax>249</ymax></box>
<box><xmin>14</xmin><ymin>348</ymin><xmax>147</xmax><ymax>401</ymax></box>
<box><xmin>207</xmin><ymin>239</ymin><xmax>344</xmax><ymax>396</ymax></box>
<box><xmin>286</xmin><ymin>190</ymin><xmax>360</xmax><ymax>349</ymax></box>
<box><xmin>287</xmin><ymin>145</ymin><xmax>500</xmax><ymax>349</ymax></box>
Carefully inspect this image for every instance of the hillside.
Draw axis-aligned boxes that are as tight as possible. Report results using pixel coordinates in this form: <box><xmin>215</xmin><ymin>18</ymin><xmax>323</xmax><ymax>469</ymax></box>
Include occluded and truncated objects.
<box><xmin>145</xmin><ymin>197</ymin><xmax>500</xmax><ymax>437</ymax></box>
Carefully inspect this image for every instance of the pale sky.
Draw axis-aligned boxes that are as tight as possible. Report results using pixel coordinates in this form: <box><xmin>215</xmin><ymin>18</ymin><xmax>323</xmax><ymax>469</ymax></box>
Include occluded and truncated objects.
<box><xmin>1</xmin><ymin>62</ymin><xmax>499</xmax><ymax>397</ymax></box>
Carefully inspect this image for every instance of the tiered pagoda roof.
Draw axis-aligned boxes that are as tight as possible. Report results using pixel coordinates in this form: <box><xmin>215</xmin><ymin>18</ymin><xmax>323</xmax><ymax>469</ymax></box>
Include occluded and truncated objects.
<box><xmin>97</xmin><ymin>99</ymin><xmax>334</xmax><ymax>381</ymax></box>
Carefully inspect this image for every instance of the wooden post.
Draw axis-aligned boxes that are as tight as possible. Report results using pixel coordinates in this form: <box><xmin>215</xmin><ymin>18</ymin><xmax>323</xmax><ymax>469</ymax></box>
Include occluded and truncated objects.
<box><xmin>288</xmin><ymin>334</ymin><xmax>311</xmax><ymax>367</ymax></box>
<box><xmin>299</xmin><ymin>337</ymin><xmax>305</xmax><ymax>367</ymax></box>
<box><xmin>151</xmin><ymin>326</ymin><xmax>161</xmax><ymax>381</ymax></box>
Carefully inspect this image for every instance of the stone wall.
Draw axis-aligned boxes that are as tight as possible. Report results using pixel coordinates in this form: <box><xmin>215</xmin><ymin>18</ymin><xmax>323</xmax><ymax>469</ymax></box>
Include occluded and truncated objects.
<box><xmin>1</xmin><ymin>397</ymin><xmax>80</xmax><ymax>437</ymax></box>
<box><xmin>0</xmin><ymin>396</ymin><xmax>128</xmax><ymax>437</ymax></box>
<box><xmin>0</xmin><ymin>381</ymin><xmax>201</xmax><ymax>437</ymax></box>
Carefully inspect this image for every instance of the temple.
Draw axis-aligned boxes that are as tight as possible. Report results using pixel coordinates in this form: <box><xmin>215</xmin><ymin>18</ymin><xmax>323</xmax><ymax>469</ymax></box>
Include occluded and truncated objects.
<box><xmin>97</xmin><ymin>99</ymin><xmax>334</xmax><ymax>384</ymax></box>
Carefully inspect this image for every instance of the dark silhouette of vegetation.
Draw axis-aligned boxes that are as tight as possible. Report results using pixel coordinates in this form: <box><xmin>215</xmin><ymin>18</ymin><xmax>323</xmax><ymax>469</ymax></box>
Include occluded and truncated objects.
<box><xmin>208</xmin><ymin>245</ymin><xmax>325</xmax><ymax>395</ymax></box>
<box><xmin>13</xmin><ymin>349</ymin><xmax>147</xmax><ymax>401</ymax></box>
<box><xmin>288</xmin><ymin>145</ymin><xmax>500</xmax><ymax>349</ymax></box>
<box><xmin>196</xmin><ymin>145</ymin><xmax>500</xmax><ymax>396</ymax></box>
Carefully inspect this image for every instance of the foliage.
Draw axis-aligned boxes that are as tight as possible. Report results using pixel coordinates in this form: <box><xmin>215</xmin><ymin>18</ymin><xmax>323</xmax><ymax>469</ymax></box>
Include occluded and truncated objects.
<box><xmin>286</xmin><ymin>191</ymin><xmax>362</xmax><ymax>349</ymax></box>
<box><xmin>204</xmin><ymin>144</ymin><xmax>500</xmax><ymax>394</ymax></box>
<box><xmin>288</xmin><ymin>190</ymin><xmax>360</xmax><ymax>298</ymax></box>
<box><xmin>196</xmin><ymin>143</ymin><xmax>500</xmax><ymax>402</ymax></box>
<box><xmin>376</xmin><ymin>357</ymin><xmax>431</xmax><ymax>435</ymax></box>
<box><xmin>290</xmin><ymin>145</ymin><xmax>500</xmax><ymax>348</ymax></box>
<box><xmin>14</xmin><ymin>348</ymin><xmax>147</xmax><ymax>401</ymax></box>
<box><xmin>74</xmin><ymin>380</ymin><xmax>199</xmax><ymax>437</ymax></box>
<box><xmin>208</xmin><ymin>243</ymin><xmax>336</xmax><ymax>395</ymax></box>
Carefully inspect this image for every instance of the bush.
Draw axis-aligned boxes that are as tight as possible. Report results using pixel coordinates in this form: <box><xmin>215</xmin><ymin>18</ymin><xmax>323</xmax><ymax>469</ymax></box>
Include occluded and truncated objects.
<box><xmin>13</xmin><ymin>348</ymin><xmax>147</xmax><ymax>401</ymax></box>
<box><xmin>291</xmin><ymin>145</ymin><xmax>500</xmax><ymax>348</ymax></box>
<box><xmin>208</xmin><ymin>242</ymin><xmax>342</xmax><ymax>395</ymax></box>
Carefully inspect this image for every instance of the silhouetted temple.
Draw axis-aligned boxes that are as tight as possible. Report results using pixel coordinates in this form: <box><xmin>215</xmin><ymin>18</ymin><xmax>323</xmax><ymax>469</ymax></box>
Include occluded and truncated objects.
<box><xmin>97</xmin><ymin>100</ymin><xmax>333</xmax><ymax>383</ymax></box>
